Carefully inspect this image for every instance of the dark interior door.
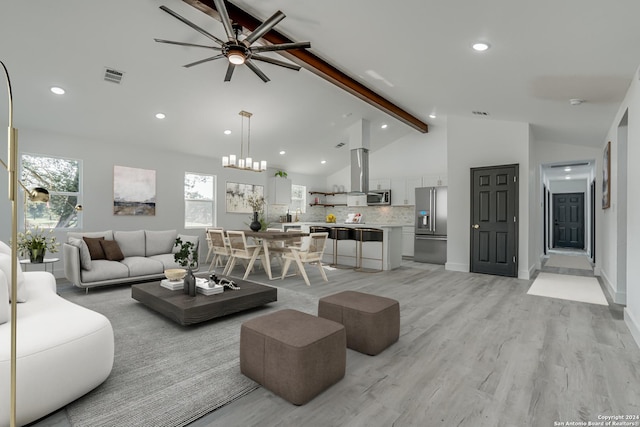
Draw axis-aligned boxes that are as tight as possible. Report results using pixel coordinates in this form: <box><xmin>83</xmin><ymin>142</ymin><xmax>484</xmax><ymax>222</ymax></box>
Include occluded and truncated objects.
<box><xmin>553</xmin><ymin>192</ymin><xmax>584</xmax><ymax>249</ymax></box>
<box><xmin>470</xmin><ymin>164</ymin><xmax>518</xmax><ymax>277</ymax></box>
<box><xmin>591</xmin><ymin>180</ymin><xmax>596</xmax><ymax>262</ymax></box>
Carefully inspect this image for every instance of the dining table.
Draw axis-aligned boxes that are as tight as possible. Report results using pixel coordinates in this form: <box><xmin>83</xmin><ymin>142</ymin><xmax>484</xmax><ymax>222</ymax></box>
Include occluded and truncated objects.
<box><xmin>235</xmin><ymin>230</ymin><xmax>308</xmax><ymax>280</ymax></box>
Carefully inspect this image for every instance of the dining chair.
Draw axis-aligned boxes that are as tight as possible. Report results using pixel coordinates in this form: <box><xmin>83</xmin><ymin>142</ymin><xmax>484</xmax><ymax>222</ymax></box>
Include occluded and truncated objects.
<box><xmin>226</xmin><ymin>230</ymin><xmax>266</xmax><ymax>279</ymax></box>
<box><xmin>280</xmin><ymin>232</ymin><xmax>329</xmax><ymax>286</ymax></box>
<box><xmin>204</xmin><ymin>227</ymin><xmax>224</xmax><ymax>263</ymax></box>
<box><xmin>207</xmin><ymin>229</ymin><xmax>232</xmax><ymax>273</ymax></box>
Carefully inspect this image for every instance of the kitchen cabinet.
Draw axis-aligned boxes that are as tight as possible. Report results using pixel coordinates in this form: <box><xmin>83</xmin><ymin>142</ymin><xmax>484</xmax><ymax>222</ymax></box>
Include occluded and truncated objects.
<box><xmin>402</xmin><ymin>226</ymin><xmax>415</xmax><ymax>257</ymax></box>
<box><xmin>267</xmin><ymin>177</ymin><xmax>292</xmax><ymax>205</ymax></box>
<box><xmin>391</xmin><ymin>176</ymin><xmax>422</xmax><ymax>205</ymax></box>
<box><xmin>369</xmin><ymin>178</ymin><xmax>391</xmax><ymax>190</ymax></box>
<box><xmin>422</xmin><ymin>174</ymin><xmax>447</xmax><ymax>187</ymax></box>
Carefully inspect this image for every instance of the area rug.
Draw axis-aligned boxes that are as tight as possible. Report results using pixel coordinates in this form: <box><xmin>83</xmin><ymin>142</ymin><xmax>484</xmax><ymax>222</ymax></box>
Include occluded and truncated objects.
<box><xmin>62</xmin><ymin>283</ymin><xmax>318</xmax><ymax>427</ymax></box>
<box><xmin>544</xmin><ymin>254</ymin><xmax>592</xmax><ymax>270</ymax></box>
<box><xmin>527</xmin><ymin>272</ymin><xmax>608</xmax><ymax>306</ymax></box>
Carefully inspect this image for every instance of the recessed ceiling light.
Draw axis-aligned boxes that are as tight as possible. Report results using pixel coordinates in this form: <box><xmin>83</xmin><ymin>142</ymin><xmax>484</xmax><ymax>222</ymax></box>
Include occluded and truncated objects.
<box><xmin>472</xmin><ymin>42</ymin><xmax>490</xmax><ymax>52</ymax></box>
<box><xmin>224</xmin><ymin>129</ymin><xmax>232</xmax><ymax>135</ymax></box>
<box><xmin>429</xmin><ymin>114</ymin><xmax>437</xmax><ymax>119</ymax></box>
<box><xmin>155</xmin><ymin>113</ymin><xmax>166</xmax><ymax>119</ymax></box>
<box><xmin>381</xmin><ymin>124</ymin><xmax>388</xmax><ymax>129</ymax></box>
<box><xmin>564</xmin><ymin>167</ymin><xmax>572</xmax><ymax>172</ymax></box>
<box><xmin>279</xmin><ymin>150</ymin><xmax>286</xmax><ymax>155</ymax></box>
<box><xmin>50</xmin><ymin>86</ymin><xmax>65</xmax><ymax>95</ymax></box>
<box><xmin>565</xmin><ymin>176</ymin><xmax>571</xmax><ymax>180</ymax></box>
<box><xmin>321</xmin><ymin>160</ymin><xmax>327</xmax><ymax>164</ymax></box>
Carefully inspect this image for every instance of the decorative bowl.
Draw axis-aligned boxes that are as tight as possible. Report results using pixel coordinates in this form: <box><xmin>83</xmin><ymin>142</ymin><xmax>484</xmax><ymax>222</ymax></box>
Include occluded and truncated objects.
<box><xmin>164</xmin><ymin>268</ymin><xmax>187</xmax><ymax>281</ymax></box>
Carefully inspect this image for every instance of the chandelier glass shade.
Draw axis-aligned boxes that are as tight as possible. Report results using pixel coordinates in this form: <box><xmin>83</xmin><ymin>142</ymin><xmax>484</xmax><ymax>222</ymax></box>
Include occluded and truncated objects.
<box><xmin>222</xmin><ymin>110</ymin><xmax>267</xmax><ymax>172</ymax></box>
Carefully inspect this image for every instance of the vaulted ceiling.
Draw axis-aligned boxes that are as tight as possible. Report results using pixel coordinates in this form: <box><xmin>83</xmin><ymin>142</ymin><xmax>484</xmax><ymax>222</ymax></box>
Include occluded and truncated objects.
<box><xmin>2</xmin><ymin>0</ymin><xmax>640</xmax><ymax>175</ymax></box>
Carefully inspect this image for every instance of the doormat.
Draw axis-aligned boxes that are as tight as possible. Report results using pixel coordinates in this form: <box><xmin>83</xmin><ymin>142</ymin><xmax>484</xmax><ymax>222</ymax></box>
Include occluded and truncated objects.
<box><xmin>527</xmin><ymin>272</ymin><xmax>607</xmax><ymax>306</ymax></box>
<box><xmin>544</xmin><ymin>254</ymin><xmax>592</xmax><ymax>270</ymax></box>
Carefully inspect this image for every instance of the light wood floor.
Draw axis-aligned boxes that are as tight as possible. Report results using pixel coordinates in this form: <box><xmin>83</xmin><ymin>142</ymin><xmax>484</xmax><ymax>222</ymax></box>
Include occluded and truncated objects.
<box><xmin>32</xmin><ymin>259</ymin><xmax>640</xmax><ymax>427</ymax></box>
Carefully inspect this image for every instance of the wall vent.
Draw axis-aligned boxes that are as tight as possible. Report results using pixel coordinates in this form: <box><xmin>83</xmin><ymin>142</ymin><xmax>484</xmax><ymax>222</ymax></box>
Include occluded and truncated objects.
<box><xmin>472</xmin><ymin>111</ymin><xmax>490</xmax><ymax>116</ymax></box>
<box><xmin>335</xmin><ymin>141</ymin><xmax>346</xmax><ymax>148</ymax></box>
<box><xmin>104</xmin><ymin>67</ymin><xmax>125</xmax><ymax>84</ymax></box>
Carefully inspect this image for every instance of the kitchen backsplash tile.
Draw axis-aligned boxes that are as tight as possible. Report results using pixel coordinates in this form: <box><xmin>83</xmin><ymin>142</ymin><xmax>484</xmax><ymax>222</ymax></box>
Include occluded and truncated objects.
<box><xmin>266</xmin><ymin>204</ymin><xmax>414</xmax><ymax>225</ymax></box>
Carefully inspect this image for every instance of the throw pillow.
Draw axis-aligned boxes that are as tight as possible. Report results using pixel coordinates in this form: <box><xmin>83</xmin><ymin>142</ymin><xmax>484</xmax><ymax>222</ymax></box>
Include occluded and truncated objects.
<box><xmin>83</xmin><ymin>236</ymin><xmax>106</xmax><ymax>260</ymax></box>
<box><xmin>68</xmin><ymin>237</ymin><xmax>92</xmax><ymax>270</ymax></box>
<box><xmin>0</xmin><ymin>269</ymin><xmax>9</xmax><ymax>324</ymax></box>
<box><xmin>0</xmin><ymin>253</ymin><xmax>28</xmax><ymax>303</ymax></box>
<box><xmin>100</xmin><ymin>239</ymin><xmax>125</xmax><ymax>261</ymax></box>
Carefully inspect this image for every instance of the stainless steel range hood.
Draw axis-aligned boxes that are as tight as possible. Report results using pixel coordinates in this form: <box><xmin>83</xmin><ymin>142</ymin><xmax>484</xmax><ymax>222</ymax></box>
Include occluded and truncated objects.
<box><xmin>348</xmin><ymin>119</ymin><xmax>371</xmax><ymax>194</ymax></box>
<box><xmin>350</xmin><ymin>147</ymin><xmax>369</xmax><ymax>194</ymax></box>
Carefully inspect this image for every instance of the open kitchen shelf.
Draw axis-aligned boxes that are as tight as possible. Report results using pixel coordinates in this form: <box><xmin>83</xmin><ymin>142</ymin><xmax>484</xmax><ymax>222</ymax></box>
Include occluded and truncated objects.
<box><xmin>309</xmin><ymin>191</ymin><xmax>347</xmax><ymax>207</ymax></box>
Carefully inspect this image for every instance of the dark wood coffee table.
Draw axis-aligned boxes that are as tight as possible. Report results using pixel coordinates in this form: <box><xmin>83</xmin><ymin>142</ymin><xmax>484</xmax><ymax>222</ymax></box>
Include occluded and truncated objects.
<box><xmin>131</xmin><ymin>278</ymin><xmax>277</xmax><ymax>326</ymax></box>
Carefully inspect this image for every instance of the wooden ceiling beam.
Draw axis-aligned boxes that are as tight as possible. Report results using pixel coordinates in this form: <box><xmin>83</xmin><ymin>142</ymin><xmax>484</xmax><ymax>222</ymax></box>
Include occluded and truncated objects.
<box><xmin>183</xmin><ymin>0</ymin><xmax>428</xmax><ymax>133</ymax></box>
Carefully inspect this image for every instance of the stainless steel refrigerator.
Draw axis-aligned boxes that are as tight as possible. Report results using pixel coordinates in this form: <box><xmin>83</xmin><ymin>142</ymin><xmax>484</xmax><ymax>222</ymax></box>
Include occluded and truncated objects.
<box><xmin>414</xmin><ymin>186</ymin><xmax>447</xmax><ymax>264</ymax></box>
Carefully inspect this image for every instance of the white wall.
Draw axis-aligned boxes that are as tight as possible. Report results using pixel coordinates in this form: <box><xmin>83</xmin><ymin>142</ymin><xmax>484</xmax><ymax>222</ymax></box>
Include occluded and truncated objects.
<box><xmin>446</xmin><ymin>116</ymin><xmax>531</xmax><ymax>278</ymax></box>
<box><xmin>602</xmin><ymin>65</ymin><xmax>640</xmax><ymax>347</ymax></box>
<box><xmin>0</xmin><ymin>127</ymin><xmax>325</xmax><ymax>277</ymax></box>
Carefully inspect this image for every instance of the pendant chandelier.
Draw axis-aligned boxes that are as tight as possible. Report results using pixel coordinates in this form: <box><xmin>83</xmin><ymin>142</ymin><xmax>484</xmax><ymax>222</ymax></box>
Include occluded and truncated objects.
<box><xmin>222</xmin><ymin>110</ymin><xmax>267</xmax><ymax>172</ymax></box>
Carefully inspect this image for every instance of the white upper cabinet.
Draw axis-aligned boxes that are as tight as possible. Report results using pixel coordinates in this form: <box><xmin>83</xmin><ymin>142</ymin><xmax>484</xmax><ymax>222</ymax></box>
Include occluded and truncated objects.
<box><xmin>422</xmin><ymin>174</ymin><xmax>447</xmax><ymax>187</ymax></box>
<box><xmin>369</xmin><ymin>178</ymin><xmax>391</xmax><ymax>191</ymax></box>
<box><xmin>267</xmin><ymin>177</ymin><xmax>292</xmax><ymax>205</ymax></box>
<box><xmin>391</xmin><ymin>176</ymin><xmax>422</xmax><ymax>205</ymax></box>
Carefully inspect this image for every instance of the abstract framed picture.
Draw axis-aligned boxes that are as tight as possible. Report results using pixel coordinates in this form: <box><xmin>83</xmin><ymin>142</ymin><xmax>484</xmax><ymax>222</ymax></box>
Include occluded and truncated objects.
<box><xmin>113</xmin><ymin>165</ymin><xmax>156</xmax><ymax>215</ymax></box>
<box><xmin>602</xmin><ymin>141</ymin><xmax>611</xmax><ymax>209</ymax></box>
<box><xmin>225</xmin><ymin>182</ymin><xmax>263</xmax><ymax>213</ymax></box>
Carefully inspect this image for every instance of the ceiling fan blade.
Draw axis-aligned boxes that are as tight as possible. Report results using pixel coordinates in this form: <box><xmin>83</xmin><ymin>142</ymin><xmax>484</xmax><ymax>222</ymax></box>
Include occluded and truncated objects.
<box><xmin>251</xmin><ymin>54</ymin><xmax>301</xmax><ymax>71</ymax></box>
<box><xmin>154</xmin><ymin>38</ymin><xmax>222</xmax><ymax>50</ymax></box>
<box><xmin>183</xmin><ymin>54</ymin><xmax>225</xmax><ymax>68</ymax></box>
<box><xmin>243</xmin><ymin>10</ymin><xmax>286</xmax><ymax>45</ymax></box>
<box><xmin>159</xmin><ymin>6</ymin><xmax>225</xmax><ymax>46</ymax></box>
<box><xmin>224</xmin><ymin>63</ymin><xmax>235</xmax><ymax>81</ymax></box>
<box><xmin>245</xmin><ymin>61</ymin><xmax>270</xmax><ymax>83</ymax></box>
<box><xmin>251</xmin><ymin>42</ymin><xmax>311</xmax><ymax>53</ymax></box>
<box><xmin>212</xmin><ymin>0</ymin><xmax>236</xmax><ymax>42</ymax></box>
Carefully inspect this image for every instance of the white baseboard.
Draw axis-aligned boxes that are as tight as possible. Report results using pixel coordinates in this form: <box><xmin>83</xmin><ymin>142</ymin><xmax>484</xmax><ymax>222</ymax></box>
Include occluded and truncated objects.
<box><xmin>445</xmin><ymin>262</ymin><xmax>468</xmax><ymax>273</ymax></box>
<box><xmin>600</xmin><ymin>269</ymin><xmax>627</xmax><ymax>304</ymax></box>
<box><xmin>624</xmin><ymin>308</ymin><xmax>640</xmax><ymax>350</ymax></box>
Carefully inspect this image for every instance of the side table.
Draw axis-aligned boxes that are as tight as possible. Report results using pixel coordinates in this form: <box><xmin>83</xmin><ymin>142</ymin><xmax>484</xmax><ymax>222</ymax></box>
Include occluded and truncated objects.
<box><xmin>20</xmin><ymin>257</ymin><xmax>60</xmax><ymax>274</ymax></box>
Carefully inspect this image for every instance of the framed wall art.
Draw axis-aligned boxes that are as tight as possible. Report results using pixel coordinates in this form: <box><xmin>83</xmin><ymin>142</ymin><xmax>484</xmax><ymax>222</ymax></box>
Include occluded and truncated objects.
<box><xmin>113</xmin><ymin>165</ymin><xmax>156</xmax><ymax>215</ymax></box>
<box><xmin>602</xmin><ymin>141</ymin><xmax>611</xmax><ymax>209</ymax></box>
<box><xmin>225</xmin><ymin>182</ymin><xmax>263</xmax><ymax>213</ymax></box>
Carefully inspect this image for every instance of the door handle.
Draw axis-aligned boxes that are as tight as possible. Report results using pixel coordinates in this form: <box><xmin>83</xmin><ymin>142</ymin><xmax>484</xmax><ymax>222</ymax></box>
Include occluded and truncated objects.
<box><xmin>472</xmin><ymin>224</ymin><xmax>480</xmax><ymax>229</ymax></box>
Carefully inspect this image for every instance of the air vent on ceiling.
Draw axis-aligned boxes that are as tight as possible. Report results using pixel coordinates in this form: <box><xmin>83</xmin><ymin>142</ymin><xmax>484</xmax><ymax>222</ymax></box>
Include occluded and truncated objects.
<box><xmin>104</xmin><ymin>67</ymin><xmax>125</xmax><ymax>84</ymax></box>
<box><xmin>335</xmin><ymin>142</ymin><xmax>346</xmax><ymax>148</ymax></box>
<box><xmin>472</xmin><ymin>111</ymin><xmax>490</xmax><ymax>116</ymax></box>
<box><xmin>550</xmin><ymin>162</ymin><xmax>590</xmax><ymax>168</ymax></box>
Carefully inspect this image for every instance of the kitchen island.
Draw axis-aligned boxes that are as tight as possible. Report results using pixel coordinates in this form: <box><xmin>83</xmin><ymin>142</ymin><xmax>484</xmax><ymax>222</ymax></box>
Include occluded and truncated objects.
<box><xmin>280</xmin><ymin>222</ymin><xmax>403</xmax><ymax>271</ymax></box>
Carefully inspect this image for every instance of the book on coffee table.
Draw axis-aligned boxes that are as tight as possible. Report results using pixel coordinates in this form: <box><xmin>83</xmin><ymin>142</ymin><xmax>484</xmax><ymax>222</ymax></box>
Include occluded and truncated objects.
<box><xmin>160</xmin><ymin>279</ymin><xmax>184</xmax><ymax>291</ymax></box>
<box><xmin>196</xmin><ymin>279</ymin><xmax>223</xmax><ymax>296</ymax></box>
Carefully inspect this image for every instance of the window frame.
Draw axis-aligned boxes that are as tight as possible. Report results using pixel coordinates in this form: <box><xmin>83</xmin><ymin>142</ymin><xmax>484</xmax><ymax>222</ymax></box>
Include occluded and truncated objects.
<box><xmin>290</xmin><ymin>184</ymin><xmax>307</xmax><ymax>214</ymax></box>
<box><xmin>184</xmin><ymin>171</ymin><xmax>217</xmax><ymax>229</ymax></box>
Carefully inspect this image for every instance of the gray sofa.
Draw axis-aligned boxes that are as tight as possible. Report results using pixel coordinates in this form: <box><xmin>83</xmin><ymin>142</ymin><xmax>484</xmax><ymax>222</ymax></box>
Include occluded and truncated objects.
<box><xmin>63</xmin><ymin>229</ymin><xmax>199</xmax><ymax>290</ymax></box>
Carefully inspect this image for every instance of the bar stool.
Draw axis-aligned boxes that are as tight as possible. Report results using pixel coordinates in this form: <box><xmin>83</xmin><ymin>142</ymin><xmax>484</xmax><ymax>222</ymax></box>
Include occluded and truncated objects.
<box><xmin>354</xmin><ymin>228</ymin><xmax>384</xmax><ymax>273</ymax></box>
<box><xmin>329</xmin><ymin>227</ymin><xmax>355</xmax><ymax>269</ymax></box>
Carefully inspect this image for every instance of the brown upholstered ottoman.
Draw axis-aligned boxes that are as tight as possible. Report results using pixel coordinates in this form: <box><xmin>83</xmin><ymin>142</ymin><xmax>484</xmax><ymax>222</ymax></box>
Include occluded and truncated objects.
<box><xmin>318</xmin><ymin>291</ymin><xmax>399</xmax><ymax>355</ymax></box>
<box><xmin>240</xmin><ymin>309</ymin><xmax>346</xmax><ymax>405</ymax></box>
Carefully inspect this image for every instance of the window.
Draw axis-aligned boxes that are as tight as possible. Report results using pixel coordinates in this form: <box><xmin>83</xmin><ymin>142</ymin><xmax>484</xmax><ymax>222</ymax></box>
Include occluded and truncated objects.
<box><xmin>21</xmin><ymin>154</ymin><xmax>81</xmax><ymax>229</ymax></box>
<box><xmin>290</xmin><ymin>184</ymin><xmax>306</xmax><ymax>214</ymax></box>
<box><xmin>184</xmin><ymin>172</ymin><xmax>216</xmax><ymax>228</ymax></box>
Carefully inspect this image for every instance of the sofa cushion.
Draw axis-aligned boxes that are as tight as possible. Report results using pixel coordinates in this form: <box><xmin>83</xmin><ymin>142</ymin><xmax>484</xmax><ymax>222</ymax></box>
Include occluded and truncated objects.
<box><xmin>0</xmin><ymin>270</ymin><xmax>8</xmax><ymax>324</ymax></box>
<box><xmin>68</xmin><ymin>230</ymin><xmax>113</xmax><ymax>241</ymax></box>
<box><xmin>100</xmin><ymin>240</ymin><xmax>125</xmax><ymax>261</ymax></box>
<box><xmin>80</xmin><ymin>260</ymin><xmax>130</xmax><ymax>283</ymax></box>
<box><xmin>114</xmin><ymin>230</ymin><xmax>145</xmax><ymax>258</ymax></box>
<box><xmin>0</xmin><ymin>240</ymin><xmax>10</xmax><ymax>255</ymax></box>
<box><xmin>145</xmin><ymin>230</ymin><xmax>177</xmax><ymax>257</ymax></box>
<box><xmin>67</xmin><ymin>237</ymin><xmax>92</xmax><ymax>270</ymax></box>
<box><xmin>147</xmin><ymin>254</ymin><xmax>183</xmax><ymax>270</ymax></box>
<box><xmin>120</xmin><ymin>257</ymin><xmax>164</xmax><ymax>276</ymax></box>
<box><xmin>0</xmin><ymin>253</ymin><xmax>27</xmax><ymax>302</ymax></box>
<box><xmin>83</xmin><ymin>237</ymin><xmax>105</xmax><ymax>260</ymax></box>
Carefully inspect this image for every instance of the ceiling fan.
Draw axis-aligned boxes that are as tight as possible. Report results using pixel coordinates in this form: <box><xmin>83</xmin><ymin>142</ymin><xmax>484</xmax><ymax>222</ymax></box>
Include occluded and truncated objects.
<box><xmin>155</xmin><ymin>0</ymin><xmax>311</xmax><ymax>82</ymax></box>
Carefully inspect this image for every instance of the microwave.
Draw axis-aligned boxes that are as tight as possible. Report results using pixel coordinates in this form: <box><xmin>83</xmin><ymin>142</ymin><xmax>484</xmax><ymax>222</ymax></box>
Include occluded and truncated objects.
<box><xmin>367</xmin><ymin>190</ymin><xmax>391</xmax><ymax>205</ymax></box>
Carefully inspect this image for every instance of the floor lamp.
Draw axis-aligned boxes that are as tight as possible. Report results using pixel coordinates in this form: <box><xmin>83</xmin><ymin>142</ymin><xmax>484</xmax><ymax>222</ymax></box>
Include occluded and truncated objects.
<box><xmin>1</xmin><ymin>60</ymin><xmax>49</xmax><ymax>427</ymax></box>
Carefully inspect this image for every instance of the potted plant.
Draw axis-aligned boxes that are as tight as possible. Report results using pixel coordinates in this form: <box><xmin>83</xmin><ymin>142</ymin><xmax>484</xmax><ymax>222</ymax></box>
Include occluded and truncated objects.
<box><xmin>246</xmin><ymin>194</ymin><xmax>265</xmax><ymax>231</ymax></box>
<box><xmin>274</xmin><ymin>170</ymin><xmax>288</xmax><ymax>178</ymax></box>
<box><xmin>174</xmin><ymin>237</ymin><xmax>198</xmax><ymax>296</ymax></box>
<box><xmin>16</xmin><ymin>225</ymin><xmax>60</xmax><ymax>263</ymax></box>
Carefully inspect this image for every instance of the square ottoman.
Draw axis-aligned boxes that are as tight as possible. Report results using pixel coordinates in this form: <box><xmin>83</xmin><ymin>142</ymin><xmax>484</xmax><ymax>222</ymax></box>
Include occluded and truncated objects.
<box><xmin>318</xmin><ymin>290</ymin><xmax>399</xmax><ymax>355</ymax></box>
<box><xmin>240</xmin><ymin>309</ymin><xmax>346</xmax><ymax>405</ymax></box>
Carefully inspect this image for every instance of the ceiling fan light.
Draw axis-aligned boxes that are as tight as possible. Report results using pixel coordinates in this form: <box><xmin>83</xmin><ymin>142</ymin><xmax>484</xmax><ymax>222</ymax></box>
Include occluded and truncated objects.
<box><xmin>228</xmin><ymin>50</ymin><xmax>246</xmax><ymax>65</ymax></box>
